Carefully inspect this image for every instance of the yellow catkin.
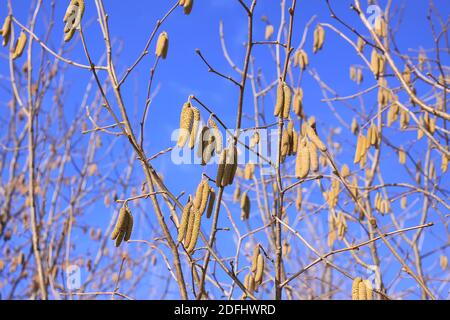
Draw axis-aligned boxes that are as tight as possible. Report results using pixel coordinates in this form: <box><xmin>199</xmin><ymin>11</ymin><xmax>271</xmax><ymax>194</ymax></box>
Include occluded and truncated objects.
<box><xmin>177</xmin><ymin>199</ymin><xmax>192</xmax><ymax>242</ymax></box>
<box><xmin>189</xmin><ymin>107</ymin><xmax>200</xmax><ymax>149</ymax></box>
<box><xmin>193</xmin><ymin>179</ymin><xmax>205</xmax><ymax>209</ymax></box>
<box><xmin>63</xmin><ymin>0</ymin><xmax>85</xmax><ymax>42</ymax></box>
<box><xmin>208</xmin><ymin>118</ymin><xmax>223</xmax><ymax>154</ymax></box>
<box><xmin>295</xmin><ymin>137</ymin><xmax>310</xmax><ymax>179</ymax></box>
<box><xmin>352</xmin><ymin>277</ymin><xmax>362</xmax><ymax>300</ymax></box>
<box><xmin>12</xmin><ymin>31</ymin><xmax>27</xmax><ymax>60</ymax></box>
<box><xmin>400</xmin><ymin>195</ymin><xmax>407</xmax><ymax>209</ymax></box>
<box><xmin>177</xmin><ymin>102</ymin><xmax>193</xmax><ymax>148</ymax></box>
<box><xmin>441</xmin><ymin>154</ymin><xmax>448</xmax><ymax>173</ymax></box>
<box><xmin>327</xmin><ymin>212</ymin><xmax>337</xmax><ymax>247</ymax></box>
<box><xmin>1</xmin><ymin>15</ymin><xmax>11</xmax><ymax>47</ymax></box>
<box><xmin>306</xmin><ymin>125</ymin><xmax>327</xmax><ymax>152</ymax></box>
<box><xmin>216</xmin><ymin>149</ymin><xmax>227</xmax><ymax>187</ymax></box>
<box><xmin>308</xmin><ymin>140</ymin><xmax>319</xmax><ymax>172</ymax></box>
<box><xmin>341</xmin><ymin>164</ymin><xmax>350</xmax><ymax>178</ymax></box>
<box><xmin>351</xmin><ymin>118</ymin><xmax>359</xmax><ymax>135</ymax></box>
<box><xmin>357</xmin><ymin>68</ymin><xmax>363</xmax><ymax>84</ymax></box>
<box><xmin>298</xmin><ymin>50</ymin><xmax>308</xmax><ymax>70</ymax></box>
<box><xmin>371</xmin><ymin>49</ymin><xmax>380</xmax><ymax>77</ymax></box>
<box><xmin>293</xmin><ymin>88</ymin><xmax>304</xmax><ymax>118</ymax></box>
<box><xmin>295</xmin><ymin>187</ymin><xmax>302</xmax><ymax>211</ymax></box>
<box><xmin>282</xmin><ymin>82</ymin><xmax>292</xmax><ymax>119</ymax></box>
<box><xmin>155</xmin><ymin>31</ymin><xmax>169</xmax><ymax>59</ymax></box>
<box><xmin>199</xmin><ymin>180</ymin><xmax>211</xmax><ymax>215</ymax></box>
<box><xmin>363</xmin><ymin>280</ymin><xmax>373</xmax><ymax>300</ymax></box>
<box><xmin>226</xmin><ymin>145</ymin><xmax>238</xmax><ymax>186</ymax></box>
<box><xmin>206</xmin><ymin>188</ymin><xmax>216</xmax><ymax>219</ymax></box>
<box><xmin>313</xmin><ymin>24</ymin><xmax>325</xmax><ymax>53</ymax></box>
<box><xmin>182</xmin><ymin>0</ymin><xmax>193</xmax><ymax>15</ymax></box>
<box><xmin>184</xmin><ymin>206</ymin><xmax>196</xmax><ymax>248</ymax></box>
<box><xmin>233</xmin><ymin>184</ymin><xmax>241</xmax><ymax>203</ymax></box>
<box><xmin>265</xmin><ymin>24</ymin><xmax>274</xmax><ymax>40</ymax></box>
<box><xmin>374</xmin><ymin>17</ymin><xmax>387</xmax><ymax>38</ymax></box>
<box><xmin>274</xmin><ymin>81</ymin><xmax>284</xmax><ymax>117</ymax></box>
<box><xmin>280</xmin><ymin>130</ymin><xmax>290</xmax><ymax>163</ymax></box>
<box><xmin>186</xmin><ymin>208</ymin><xmax>201</xmax><ymax>253</ymax></box>
<box><xmin>358</xmin><ymin>281</ymin><xmax>367</xmax><ymax>300</ymax></box>
<box><xmin>292</xmin><ymin>130</ymin><xmax>299</xmax><ymax>154</ymax></box>
<box><xmin>350</xmin><ymin>66</ymin><xmax>356</xmax><ymax>81</ymax></box>
<box><xmin>369</xmin><ymin>124</ymin><xmax>378</xmax><ymax>146</ymax></box>
<box><xmin>254</xmin><ymin>253</ymin><xmax>264</xmax><ymax>286</ymax></box>
<box><xmin>357</xmin><ymin>37</ymin><xmax>364</xmax><ymax>53</ymax></box>
<box><xmin>244</xmin><ymin>163</ymin><xmax>254</xmax><ymax>180</ymax></box>
<box><xmin>240</xmin><ymin>190</ymin><xmax>250</xmax><ymax>221</ymax></box>
<box><xmin>440</xmin><ymin>255</ymin><xmax>448</xmax><ymax>270</ymax></box>
<box><xmin>337</xmin><ymin>212</ymin><xmax>347</xmax><ymax>240</ymax></box>
<box><xmin>111</xmin><ymin>207</ymin><xmax>127</xmax><ymax>241</ymax></box>
<box><xmin>398</xmin><ymin>147</ymin><xmax>406</xmax><ymax>165</ymax></box>
<box><xmin>251</xmin><ymin>246</ymin><xmax>260</xmax><ymax>273</ymax></box>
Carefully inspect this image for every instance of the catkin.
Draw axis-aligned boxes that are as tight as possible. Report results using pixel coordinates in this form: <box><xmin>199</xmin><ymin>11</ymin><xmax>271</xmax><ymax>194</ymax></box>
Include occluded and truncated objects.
<box><xmin>440</xmin><ymin>255</ymin><xmax>448</xmax><ymax>271</ymax></box>
<box><xmin>265</xmin><ymin>24</ymin><xmax>274</xmax><ymax>40</ymax></box>
<box><xmin>400</xmin><ymin>195</ymin><xmax>407</xmax><ymax>209</ymax></box>
<box><xmin>297</xmin><ymin>50</ymin><xmax>308</xmax><ymax>70</ymax></box>
<box><xmin>341</xmin><ymin>164</ymin><xmax>350</xmax><ymax>178</ymax></box>
<box><xmin>441</xmin><ymin>154</ymin><xmax>448</xmax><ymax>173</ymax></box>
<box><xmin>306</xmin><ymin>124</ymin><xmax>327</xmax><ymax>152</ymax></box>
<box><xmin>177</xmin><ymin>102</ymin><xmax>194</xmax><ymax>148</ymax></box>
<box><xmin>254</xmin><ymin>253</ymin><xmax>264</xmax><ymax>286</ymax></box>
<box><xmin>208</xmin><ymin>118</ymin><xmax>223</xmax><ymax>154</ymax></box>
<box><xmin>293</xmin><ymin>88</ymin><xmax>304</xmax><ymax>118</ymax></box>
<box><xmin>12</xmin><ymin>31</ymin><xmax>27</xmax><ymax>60</ymax></box>
<box><xmin>111</xmin><ymin>206</ymin><xmax>133</xmax><ymax>247</ymax></box>
<box><xmin>282</xmin><ymin>82</ymin><xmax>292</xmax><ymax>119</ymax></box>
<box><xmin>308</xmin><ymin>140</ymin><xmax>319</xmax><ymax>172</ymax></box>
<box><xmin>186</xmin><ymin>208</ymin><xmax>201</xmax><ymax>253</ymax></box>
<box><xmin>274</xmin><ymin>81</ymin><xmax>284</xmax><ymax>117</ymax></box>
<box><xmin>216</xmin><ymin>149</ymin><xmax>227</xmax><ymax>187</ymax></box>
<box><xmin>221</xmin><ymin>145</ymin><xmax>237</xmax><ymax>187</ymax></box>
<box><xmin>63</xmin><ymin>0</ymin><xmax>85</xmax><ymax>42</ymax></box>
<box><xmin>295</xmin><ymin>187</ymin><xmax>302</xmax><ymax>211</ymax></box>
<box><xmin>182</xmin><ymin>0</ymin><xmax>193</xmax><ymax>15</ymax></box>
<box><xmin>249</xmin><ymin>131</ymin><xmax>260</xmax><ymax>148</ymax></box>
<box><xmin>352</xmin><ymin>277</ymin><xmax>362</xmax><ymax>300</ymax></box>
<box><xmin>206</xmin><ymin>188</ymin><xmax>216</xmax><ymax>219</ymax></box>
<box><xmin>313</xmin><ymin>24</ymin><xmax>325</xmax><ymax>53</ymax></box>
<box><xmin>1</xmin><ymin>15</ymin><xmax>11</xmax><ymax>47</ymax></box>
<box><xmin>184</xmin><ymin>206</ymin><xmax>196</xmax><ymax>248</ymax></box>
<box><xmin>351</xmin><ymin>118</ymin><xmax>359</xmax><ymax>135</ymax></box>
<box><xmin>244</xmin><ymin>163</ymin><xmax>255</xmax><ymax>180</ymax></box>
<box><xmin>357</xmin><ymin>37</ymin><xmax>364</xmax><ymax>53</ymax></box>
<box><xmin>233</xmin><ymin>184</ymin><xmax>241</xmax><ymax>203</ymax></box>
<box><xmin>240</xmin><ymin>190</ymin><xmax>250</xmax><ymax>221</ymax></box>
<box><xmin>177</xmin><ymin>199</ymin><xmax>192</xmax><ymax>242</ymax></box>
<box><xmin>111</xmin><ymin>207</ymin><xmax>127</xmax><ymax>241</ymax></box>
<box><xmin>251</xmin><ymin>246</ymin><xmax>260</xmax><ymax>273</ymax></box>
<box><xmin>155</xmin><ymin>31</ymin><xmax>169</xmax><ymax>59</ymax></box>
<box><xmin>398</xmin><ymin>147</ymin><xmax>406</xmax><ymax>164</ymax></box>
<box><xmin>295</xmin><ymin>137</ymin><xmax>310</xmax><ymax>179</ymax></box>
<box><xmin>189</xmin><ymin>107</ymin><xmax>200</xmax><ymax>149</ymax></box>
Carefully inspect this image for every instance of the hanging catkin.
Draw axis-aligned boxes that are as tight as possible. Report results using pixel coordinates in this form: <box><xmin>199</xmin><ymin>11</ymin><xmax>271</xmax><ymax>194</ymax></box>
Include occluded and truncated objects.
<box><xmin>265</xmin><ymin>24</ymin><xmax>274</xmax><ymax>40</ymax></box>
<box><xmin>177</xmin><ymin>102</ymin><xmax>194</xmax><ymax>148</ymax></box>
<box><xmin>313</xmin><ymin>24</ymin><xmax>325</xmax><ymax>53</ymax></box>
<box><xmin>189</xmin><ymin>107</ymin><xmax>200</xmax><ymax>149</ymax></box>
<box><xmin>184</xmin><ymin>206</ymin><xmax>196</xmax><ymax>248</ymax></box>
<box><xmin>274</xmin><ymin>81</ymin><xmax>284</xmax><ymax>117</ymax></box>
<box><xmin>186</xmin><ymin>207</ymin><xmax>201</xmax><ymax>253</ymax></box>
<box><xmin>308</xmin><ymin>140</ymin><xmax>319</xmax><ymax>172</ymax></box>
<box><xmin>282</xmin><ymin>82</ymin><xmax>292</xmax><ymax>119</ymax></box>
<box><xmin>156</xmin><ymin>31</ymin><xmax>169</xmax><ymax>59</ymax></box>
<box><xmin>111</xmin><ymin>206</ymin><xmax>133</xmax><ymax>247</ymax></box>
<box><xmin>295</xmin><ymin>137</ymin><xmax>310</xmax><ymax>179</ymax></box>
<box><xmin>240</xmin><ymin>190</ymin><xmax>250</xmax><ymax>221</ymax></box>
<box><xmin>177</xmin><ymin>198</ymin><xmax>192</xmax><ymax>242</ymax></box>
<box><xmin>12</xmin><ymin>31</ymin><xmax>27</xmax><ymax>60</ymax></box>
<box><xmin>181</xmin><ymin>0</ymin><xmax>194</xmax><ymax>15</ymax></box>
<box><xmin>63</xmin><ymin>0</ymin><xmax>85</xmax><ymax>42</ymax></box>
<box><xmin>293</xmin><ymin>88</ymin><xmax>304</xmax><ymax>118</ymax></box>
<box><xmin>216</xmin><ymin>149</ymin><xmax>226</xmax><ymax>187</ymax></box>
<box><xmin>254</xmin><ymin>253</ymin><xmax>264</xmax><ymax>287</ymax></box>
<box><xmin>306</xmin><ymin>124</ymin><xmax>327</xmax><ymax>152</ymax></box>
<box><xmin>208</xmin><ymin>118</ymin><xmax>223</xmax><ymax>154</ymax></box>
<box><xmin>1</xmin><ymin>15</ymin><xmax>11</xmax><ymax>47</ymax></box>
<box><xmin>206</xmin><ymin>188</ymin><xmax>216</xmax><ymax>219</ymax></box>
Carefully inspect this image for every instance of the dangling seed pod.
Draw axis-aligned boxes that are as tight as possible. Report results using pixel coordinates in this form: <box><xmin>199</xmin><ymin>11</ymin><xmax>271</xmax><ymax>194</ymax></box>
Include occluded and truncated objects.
<box><xmin>313</xmin><ymin>24</ymin><xmax>325</xmax><ymax>53</ymax></box>
<box><xmin>1</xmin><ymin>15</ymin><xmax>12</xmax><ymax>47</ymax></box>
<box><xmin>189</xmin><ymin>107</ymin><xmax>200</xmax><ymax>149</ymax></box>
<box><xmin>265</xmin><ymin>24</ymin><xmax>274</xmax><ymax>40</ymax></box>
<box><xmin>177</xmin><ymin>102</ymin><xmax>194</xmax><ymax>148</ymax></box>
<box><xmin>12</xmin><ymin>31</ymin><xmax>27</xmax><ymax>60</ymax></box>
<box><xmin>274</xmin><ymin>81</ymin><xmax>285</xmax><ymax>117</ymax></box>
<box><xmin>240</xmin><ymin>190</ymin><xmax>250</xmax><ymax>221</ymax></box>
<box><xmin>155</xmin><ymin>31</ymin><xmax>169</xmax><ymax>59</ymax></box>
<box><xmin>295</xmin><ymin>137</ymin><xmax>310</xmax><ymax>179</ymax></box>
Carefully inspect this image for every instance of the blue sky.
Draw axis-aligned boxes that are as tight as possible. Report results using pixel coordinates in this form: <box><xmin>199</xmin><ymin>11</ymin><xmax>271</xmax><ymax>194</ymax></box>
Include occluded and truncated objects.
<box><xmin>1</xmin><ymin>0</ymin><xmax>449</xmax><ymax>299</ymax></box>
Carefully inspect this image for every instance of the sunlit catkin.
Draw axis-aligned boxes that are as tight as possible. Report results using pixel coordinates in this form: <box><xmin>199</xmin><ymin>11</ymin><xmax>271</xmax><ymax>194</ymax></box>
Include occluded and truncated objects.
<box><xmin>240</xmin><ymin>190</ymin><xmax>250</xmax><ymax>221</ymax></box>
<box><xmin>189</xmin><ymin>107</ymin><xmax>200</xmax><ymax>149</ymax></box>
<box><xmin>308</xmin><ymin>140</ymin><xmax>319</xmax><ymax>172</ymax></box>
<box><xmin>251</xmin><ymin>246</ymin><xmax>260</xmax><ymax>273</ymax></box>
<box><xmin>177</xmin><ymin>102</ymin><xmax>194</xmax><ymax>148</ymax></box>
<box><xmin>155</xmin><ymin>31</ymin><xmax>169</xmax><ymax>59</ymax></box>
<box><xmin>274</xmin><ymin>81</ymin><xmax>284</xmax><ymax>117</ymax></box>
<box><xmin>313</xmin><ymin>24</ymin><xmax>325</xmax><ymax>53</ymax></box>
<box><xmin>177</xmin><ymin>198</ymin><xmax>192</xmax><ymax>242</ymax></box>
<box><xmin>186</xmin><ymin>208</ymin><xmax>201</xmax><ymax>253</ymax></box>
<box><xmin>1</xmin><ymin>15</ymin><xmax>11</xmax><ymax>47</ymax></box>
<box><xmin>352</xmin><ymin>277</ymin><xmax>362</xmax><ymax>300</ymax></box>
<box><xmin>208</xmin><ymin>118</ymin><xmax>223</xmax><ymax>154</ymax></box>
<box><xmin>398</xmin><ymin>147</ymin><xmax>406</xmax><ymax>165</ymax></box>
<box><xmin>441</xmin><ymin>154</ymin><xmax>448</xmax><ymax>173</ymax></box>
<box><xmin>295</xmin><ymin>137</ymin><xmax>310</xmax><ymax>179</ymax></box>
<box><xmin>297</xmin><ymin>50</ymin><xmax>308</xmax><ymax>70</ymax></box>
<box><xmin>293</xmin><ymin>88</ymin><xmax>304</xmax><ymax>118</ymax></box>
<box><xmin>265</xmin><ymin>24</ymin><xmax>274</xmax><ymax>40</ymax></box>
<box><xmin>282</xmin><ymin>82</ymin><xmax>292</xmax><ymax>119</ymax></box>
<box><xmin>295</xmin><ymin>187</ymin><xmax>302</xmax><ymax>211</ymax></box>
<box><xmin>12</xmin><ymin>31</ymin><xmax>27</xmax><ymax>60</ymax></box>
<box><xmin>182</xmin><ymin>0</ymin><xmax>193</xmax><ymax>15</ymax></box>
<box><xmin>306</xmin><ymin>124</ymin><xmax>327</xmax><ymax>152</ymax></box>
<box><xmin>216</xmin><ymin>149</ymin><xmax>226</xmax><ymax>187</ymax></box>
<box><xmin>184</xmin><ymin>206</ymin><xmax>196</xmax><ymax>248</ymax></box>
<box><xmin>254</xmin><ymin>253</ymin><xmax>264</xmax><ymax>286</ymax></box>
